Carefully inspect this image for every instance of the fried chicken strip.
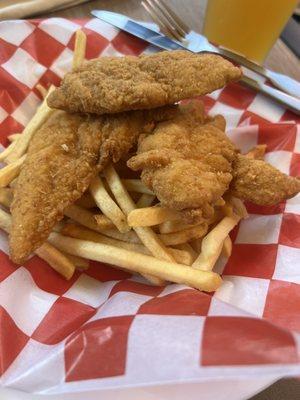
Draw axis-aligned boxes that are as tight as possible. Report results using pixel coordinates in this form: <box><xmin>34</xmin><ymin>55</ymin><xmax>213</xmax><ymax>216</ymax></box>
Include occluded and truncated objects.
<box><xmin>10</xmin><ymin>107</ymin><xmax>175</xmax><ymax>264</ymax></box>
<box><xmin>128</xmin><ymin>100</ymin><xmax>237</xmax><ymax>222</ymax></box>
<box><xmin>47</xmin><ymin>50</ymin><xmax>241</xmax><ymax>115</ymax></box>
<box><xmin>231</xmin><ymin>154</ymin><xmax>300</xmax><ymax>205</ymax></box>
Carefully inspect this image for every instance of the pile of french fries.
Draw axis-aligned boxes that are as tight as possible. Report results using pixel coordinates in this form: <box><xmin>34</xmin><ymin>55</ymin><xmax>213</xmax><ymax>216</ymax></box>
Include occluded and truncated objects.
<box><xmin>0</xmin><ymin>30</ymin><xmax>256</xmax><ymax>292</ymax></box>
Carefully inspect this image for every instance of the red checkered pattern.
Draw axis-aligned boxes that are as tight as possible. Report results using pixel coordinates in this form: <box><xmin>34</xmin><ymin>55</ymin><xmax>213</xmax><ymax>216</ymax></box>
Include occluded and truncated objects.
<box><xmin>0</xmin><ymin>18</ymin><xmax>300</xmax><ymax>395</ymax></box>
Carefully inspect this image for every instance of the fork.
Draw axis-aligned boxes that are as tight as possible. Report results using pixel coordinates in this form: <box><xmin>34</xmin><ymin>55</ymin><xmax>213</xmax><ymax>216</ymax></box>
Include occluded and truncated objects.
<box><xmin>142</xmin><ymin>0</ymin><xmax>300</xmax><ymax>100</ymax></box>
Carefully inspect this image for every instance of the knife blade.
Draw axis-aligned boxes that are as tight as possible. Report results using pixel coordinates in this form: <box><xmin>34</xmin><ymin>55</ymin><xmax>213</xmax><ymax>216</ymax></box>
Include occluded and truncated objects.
<box><xmin>91</xmin><ymin>10</ymin><xmax>185</xmax><ymax>51</ymax></box>
<box><xmin>91</xmin><ymin>10</ymin><xmax>300</xmax><ymax>115</ymax></box>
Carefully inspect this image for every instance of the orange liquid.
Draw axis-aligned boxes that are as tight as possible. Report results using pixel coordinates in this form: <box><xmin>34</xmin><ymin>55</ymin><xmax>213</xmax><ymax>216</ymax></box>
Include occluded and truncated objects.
<box><xmin>203</xmin><ymin>0</ymin><xmax>298</xmax><ymax>62</ymax></box>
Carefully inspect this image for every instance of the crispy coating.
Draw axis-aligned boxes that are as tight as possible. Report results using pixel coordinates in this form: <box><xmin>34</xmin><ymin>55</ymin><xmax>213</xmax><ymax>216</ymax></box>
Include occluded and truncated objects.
<box><xmin>231</xmin><ymin>154</ymin><xmax>300</xmax><ymax>205</ymax></box>
<box><xmin>10</xmin><ymin>106</ymin><xmax>175</xmax><ymax>264</ymax></box>
<box><xmin>10</xmin><ymin>112</ymin><xmax>102</xmax><ymax>264</ymax></box>
<box><xmin>47</xmin><ymin>50</ymin><xmax>241</xmax><ymax>115</ymax></box>
<box><xmin>128</xmin><ymin>101</ymin><xmax>237</xmax><ymax>222</ymax></box>
<box><xmin>98</xmin><ymin>105</ymin><xmax>177</xmax><ymax>169</ymax></box>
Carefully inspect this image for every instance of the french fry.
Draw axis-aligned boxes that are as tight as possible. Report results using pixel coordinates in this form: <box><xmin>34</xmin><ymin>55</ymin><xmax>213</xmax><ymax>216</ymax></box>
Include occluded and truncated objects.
<box><xmin>64</xmin><ymin>204</ymin><xmax>114</xmax><ymax>231</ymax></box>
<box><xmin>63</xmin><ymin>223</ymin><xmax>141</xmax><ymax>248</ymax></box>
<box><xmin>245</xmin><ymin>144</ymin><xmax>267</xmax><ymax>160</ymax></box>
<box><xmin>35</xmin><ymin>243</ymin><xmax>75</xmax><ymax>280</ymax></box>
<box><xmin>222</xmin><ymin>235</ymin><xmax>232</xmax><ymax>258</ymax></box>
<box><xmin>136</xmin><ymin>194</ymin><xmax>156</xmax><ymax>208</ymax></box>
<box><xmin>104</xmin><ymin>164</ymin><xmax>175</xmax><ymax>285</ymax></box>
<box><xmin>221</xmin><ymin>203</ymin><xmax>234</xmax><ymax>217</ymax></box>
<box><xmin>63</xmin><ymin>253</ymin><xmax>89</xmax><ymax>270</ymax></box>
<box><xmin>0</xmin><ymin>209</ymin><xmax>75</xmax><ymax>279</ymax></box>
<box><xmin>62</xmin><ymin>223</ymin><xmax>192</xmax><ymax>265</ymax></box>
<box><xmin>175</xmin><ymin>242</ymin><xmax>198</xmax><ymax>261</ymax></box>
<box><xmin>159</xmin><ymin>219</ymin><xmax>200</xmax><ymax>234</ymax></box>
<box><xmin>75</xmin><ymin>192</ymin><xmax>96</xmax><ymax>209</ymax></box>
<box><xmin>230</xmin><ymin>197</ymin><xmax>248</xmax><ymax>219</ymax></box>
<box><xmin>73</xmin><ymin>29</ymin><xmax>87</xmax><ymax>70</ymax></box>
<box><xmin>128</xmin><ymin>206</ymin><xmax>180</xmax><ymax>227</ymax></box>
<box><xmin>159</xmin><ymin>223</ymin><xmax>208</xmax><ymax>246</ymax></box>
<box><xmin>0</xmin><ymin>154</ymin><xmax>26</xmax><ymax>187</ymax></box>
<box><xmin>36</xmin><ymin>84</ymin><xmax>48</xmax><ymax>98</ymax></box>
<box><xmin>2</xmin><ymin>86</ymin><xmax>56</xmax><ymax>164</ymax></box>
<box><xmin>7</xmin><ymin>133</ymin><xmax>21</xmax><ymax>143</ymax></box>
<box><xmin>192</xmin><ymin>215</ymin><xmax>240</xmax><ymax>271</ymax></box>
<box><xmin>90</xmin><ymin>176</ymin><xmax>129</xmax><ymax>233</ymax></box>
<box><xmin>0</xmin><ymin>187</ymin><xmax>13</xmax><ymax>208</ymax></box>
<box><xmin>100</xmin><ymin>227</ymin><xmax>141</xmax><ymax>243</ymax></box>
<box><xmin>122</xmin><ymin>179</ymin><xmax>154</xmax><ymax>195</ymax></box>
<box><xmin>169</xmin><ymin>247</ymin><xmax>193</xmax><ymax>265</ymax></box>
<box><xmin>49</xmin><ymin>232</ymin><xmax>222</xmax><ymax>292</ymax></box>
<box><xmin>0</xmin><ymin>139</ymin><xmax>19</xmax><ymax>162</ymax></box>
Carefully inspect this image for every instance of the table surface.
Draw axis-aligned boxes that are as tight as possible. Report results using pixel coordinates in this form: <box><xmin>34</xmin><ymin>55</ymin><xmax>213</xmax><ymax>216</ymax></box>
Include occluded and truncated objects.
<box><xmin>43</xmin><ymin>0</ymin><xmax>300</xmax><ymax>81</ymax></box>
<box><xmin>42</xmin><ymin>1</ymin><xmax>300</xmax><ymax>399</ymax></box>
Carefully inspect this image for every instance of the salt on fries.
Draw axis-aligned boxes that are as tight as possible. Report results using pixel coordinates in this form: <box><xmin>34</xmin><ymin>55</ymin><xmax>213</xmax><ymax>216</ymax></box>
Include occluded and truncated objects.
<box><xmin>0</xmin><ymin>209</ymin><xmax>75</xmax><ymax>279</ymax></box>
<box><xmin>0</xmin><ymin>29</ymin><xmax>249</xmax><ymax>291</ymax></box>
<box><xmin>49</xmin><ymin>232</ymin><xmax>222</xmax><ymax>292</ymax></box>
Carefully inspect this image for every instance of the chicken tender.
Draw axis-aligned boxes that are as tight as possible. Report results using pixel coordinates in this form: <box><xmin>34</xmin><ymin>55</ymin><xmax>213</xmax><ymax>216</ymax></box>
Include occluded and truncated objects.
<box><xmin>128</xmin><ymin>101</ymin><xmax>237</xmax><ymax>222</ymax></box>
<box><xmin>47</xmin><ymin>50</ymin><xmax>241</xmax><ymax>115</ymax></box>
<box><xmin>10</xmin><ymin>107</ymin><xmax>175</xmax><ymax>264</ymax></box>
<box><xmin>99</xmin><ymin>105</ymin><xmax>177</xmax><ymax>169</ymax></box>
<box><xmin>231</xmin><ymin>154</ymin><xmax>300</xmax><ymax>205</ymax></box>
<box><xmin>10</xmin><ymin>112</ymin><xmax>102</xmax><ymax>264</ymax></box>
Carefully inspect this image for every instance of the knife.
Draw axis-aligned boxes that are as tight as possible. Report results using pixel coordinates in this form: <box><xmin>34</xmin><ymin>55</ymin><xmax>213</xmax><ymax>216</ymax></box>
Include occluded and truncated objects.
<box><xmin>91</xmin><ymin>10</ymin><xmax>300</xmax><ymax>115</ymax></box>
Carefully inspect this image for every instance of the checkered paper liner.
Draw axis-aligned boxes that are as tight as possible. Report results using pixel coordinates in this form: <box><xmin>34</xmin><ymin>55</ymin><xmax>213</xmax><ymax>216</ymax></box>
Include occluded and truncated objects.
<box><xmin>0</xmin><ymin>18</ymin><xmax>299</xmax><ymax>395</ymax></box>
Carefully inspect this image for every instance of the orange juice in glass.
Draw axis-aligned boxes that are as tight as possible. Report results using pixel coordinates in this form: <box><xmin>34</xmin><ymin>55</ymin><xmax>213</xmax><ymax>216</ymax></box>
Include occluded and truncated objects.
<box><xmin>203</xmin><ymin>0</ymin><xmax>298</xmax><ymax>63</ymax></box>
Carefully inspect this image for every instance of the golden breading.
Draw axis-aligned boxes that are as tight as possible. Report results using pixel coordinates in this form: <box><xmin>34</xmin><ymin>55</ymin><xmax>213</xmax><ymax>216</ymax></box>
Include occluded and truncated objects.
<box><xmin>47</xmin><ymin>50</ymin><xmax>241</xmax><ymax>115</ymax></box>
<box><xmin>128</xmin><ymin>101</ymin><xmax>237</xmax><ymax>222</ymax></box>
<box><xmin>231</xmin><ymin>154</ymin><xmax>300</xmax><ymax>205</ymax></box>
<box><xmin>10</xmin><ymin>107</ymin><xmax>175</xmax><ymax>264</ymax></box>
<box><xmin>10</xmin><ymin>112</ymin><xmax>101</xmax><ymax>264</ymax></box>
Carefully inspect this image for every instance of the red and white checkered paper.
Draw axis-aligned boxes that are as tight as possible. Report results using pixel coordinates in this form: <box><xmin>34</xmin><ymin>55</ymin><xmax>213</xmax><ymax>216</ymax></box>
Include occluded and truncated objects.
<box><xmin>0</xmin><ymin>18</ymin><xmax>299</xmax><ymax>395</ymax></box>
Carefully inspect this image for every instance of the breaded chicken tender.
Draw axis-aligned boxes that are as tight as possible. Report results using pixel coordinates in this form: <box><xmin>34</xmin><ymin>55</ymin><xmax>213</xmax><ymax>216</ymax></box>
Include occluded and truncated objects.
<box><xmin>99</xmin><ymin>105</ymin><xmax>177</xmax><ymax>169</ymax></box>
<box><xmin>231</xmin><ymin>154</ymin><xmax>300</xmax><ymax>205</ymax></box>
<box><xmin>128</xmin><ymin>101</ymin><xmax>237</xmax><ymax>222</ymax></box>
<box><xmin>47</xmin><ymin>50</ymin><xmax>241</xmax><ymax>115</ymax></box>
<box><xmin>10</xmin><ymin>112</ymin><xmax>101</xmax><ymax>264</ymax></box>
<box><xmin>10</xmin><ymin>107</ymin><xmax>175</xmax><ymax>264</ymax></box>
